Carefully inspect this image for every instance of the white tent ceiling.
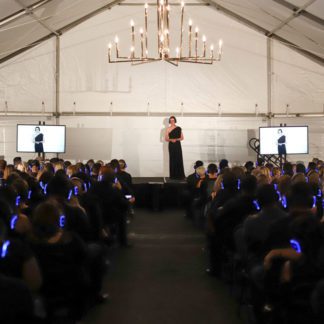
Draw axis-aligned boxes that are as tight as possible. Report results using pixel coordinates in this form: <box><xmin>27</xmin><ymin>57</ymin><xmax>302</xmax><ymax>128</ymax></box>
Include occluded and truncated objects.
<box><xmin>0</xmin><ymin>0</ymin><xmax>323</xmax><ymax>64</ymax></box>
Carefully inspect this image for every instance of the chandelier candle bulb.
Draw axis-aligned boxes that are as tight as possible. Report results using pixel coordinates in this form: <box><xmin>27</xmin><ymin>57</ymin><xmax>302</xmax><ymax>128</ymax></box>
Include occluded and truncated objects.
<box><xmin>108</xmin><ymin>43</ymin><xmax>112</xmax><ymax>61</ymax></box>
<box><xmin>188</xmin><ymin>19</ymin><xmax>192</xmax><ymax>57</ymax></box>
<box><xmin>130</xmin><ymin>46</ymin><xmax>135</xmax><ymax>59</ymax></box>
<box><xmin>195</xmin><ymin>27</ymin><xmax>198</xmax><ymax>58</ymax></box>
<box><xmin>140</xmin><ymin>28</ymin><xmax>144</xmax><ymax>57</ymax></box>
<box><xmin>180</xmin><ymin>2</ymin><xmax>184</xmax><ymax>57</ymax></box>
<box><xmin>114</xmin><ymin>36</ymin><xmax>119</xmax><ymax>57</ymax></box>
<box><xmin>144</xmin><ymin>3</ymin><xmax>148</xmax><ymax>56</ymax></box>
<box><xmin>218</xmin><ymin>39</ymin><xmax>223</xmax><ymax>58</ymax></box>
<box><xmin>176</xmin><ymin>47</ymin><xmax>180</xmax><ymax>59</ymax></box>
<box><xmin>202</xmin><ymin>35</ymin><xmax>206</xmax><ymax>57</ymax></box>
<box><xmin>130</xmin><ymin>20</ymin><xmax>135</xmax><ymax>51</ymax></box>
<box><xmin>210</xmin><ymin>44</ymin><xmax>214</xmax><ymax>60</ymax></box>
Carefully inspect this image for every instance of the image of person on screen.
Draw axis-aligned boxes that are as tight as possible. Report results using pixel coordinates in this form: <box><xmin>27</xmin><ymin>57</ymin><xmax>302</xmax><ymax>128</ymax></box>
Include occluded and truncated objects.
<box><xmin>277</xmin><ymin>128</ymin><xmax>286</xmax><ymax>156</ymax></box>
<box><xmin>33</xmin><ymin>127</ymin><xmax>44</xmax><ymax>153</ymax></box>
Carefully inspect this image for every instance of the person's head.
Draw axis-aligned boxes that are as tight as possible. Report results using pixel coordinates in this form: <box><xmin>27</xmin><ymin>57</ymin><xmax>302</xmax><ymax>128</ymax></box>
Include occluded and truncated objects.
<box><xmin>3</xmin><ymin>165</ymin><xmax>15</xmax><ymax>180</ymax></box>
<box><xmin>277</xmin><ymin>175</ymin><xmax>292</xmax><ymax>196</ymax></box>
<box><xmin>0</xmin><ymin>186</ymin><xmax>18</xmax><ymax>213</ymax></box>
<box><xmin>256</xmin><ymin>157</ymin><xmax>265</xmax><ymax>167</ymax></box>
<box><xmin>0</xmin><ymin>159</ymin><xmax>7</xmax><ymax>175</ymax></box>
<box><xmin>194</xmin><ymin>160</ymin><xmax>204</xmax><ymax>170</ymax></box>
<box><xmin>282</xmin><ymin>162</ymin><xmax>293</xmax><ymax>177</ymax></box>
<box><xmin>207</xmin><ymin>163</ymin><xmax>218</xmax><ymax>176</ymax></box>
<box><xmin>219</xmin><ymin>159</ymin><xmax>229</xmax><ymax>172</ymax></box>
<box><xmin>278</xmin><ymin>128</ymin><xmax>283</xmax><ymax>134</ymax></box>
<box><xmin>99</xmin><ymin>165</ymin><xmax>115</xmax><ymax>179</ymax></box>
<box><xmin>244</xmin><ymin>161</ymin><xmax>254</xmax><ymax>174</ymax></box>
<box><xmin>9</xmin><ymin>178</ymin><xmax>29</xmax><ymax>206</ymax></box>
<box><xmin>307</xmin><ymin>162</ymin><xmax>317</xmax><ymax>173</ymax></box>
<box><xmin>259</xmin><ymin>166</ymin><xmax>271</xmax><ymax>181</ymax></box>
<box><xmin>287</xmin><ymin>182</ymin><xmax>314</xmax><ymax>211</ymax></box>
<box><xmin>91</xmin><ymin>163</ymin><xmax>101</xmax><ymax>177</ymax></box>
<box><xmin>241</xmin><ymin>175</ymin><xmax>257</xmax><ymax>196</ymax></box>
<box><xmin>110</xmin><ymin>159</ymin><xmax>120</xmax><ymax>173</ymax></box>
<box><xmin>222</xmin><ymin>171</ymin><xmax>237</xmax><ymax>191</ymax></box>
<box><xmin>35</xmin><ymin>126</ymin><xmax>40</xmax><ymax>133</ymax></box>
<box><xmin>169</xmin><ymin>116</ymin><xmax>177</xmax><ymax>126</ymax></box>
<box><xmin>272</xmin><ymin>167</ymin><xmax>281</xmax><ymax>179</ymax></box>
<box><xmin>231</xmin><ymin>166</ymin><xmax>245</xmax><ymax>181</ymax></box>
<box><xmin>289</xmin><ymin>211</ymin><xmax>322</xmax><ymax>258</ymax></box>
<box><xmin>66</xmin><ymin>165</ymin><xmax>77</xmax><ymax>178</ymax></box>
<box><xmin>32</xmin><ymin>201</ymin><xmax>63</xmax><ymax>240</ymax></box>
<box><xmin>256</xmin><ymin>184</ymin><xmax>279</xmax><ymax>208</ymax></box>
<box><xmin>13</xmin><ymin>157</ymin><xmax>22</xmax><ymax>167</ymax></box>
<box><xmin>30</xmin><ymin>160</ymin><xmax>40</xmax><ymax>174</ymax></box>
<box><xmin>296</xmin><ymin>163</ymin><xmax>306</xmax><ymax>174</ymax></box>
<box><xmin>257</xmin><ymin>174</ymin><xmax>269</xmax><ymax>186</ymax></box>
<box><xmin>47</xmin><ymin>174</ymin><xmax>72</xmax><ymax>200</ymax></box>
<box><xmin>291</xmin><ymin>173</ymin><xmax>306</xmax><ymax>185</ymax></box>
<box><xmin>119</xmin><ymin>159</ymin><xmax>127</xmax><ymax>171</ymax></box>
<box><xmin>63</xmin><ymin>161</ymin><xmax>72</xmax><ymax>169</ymax></box>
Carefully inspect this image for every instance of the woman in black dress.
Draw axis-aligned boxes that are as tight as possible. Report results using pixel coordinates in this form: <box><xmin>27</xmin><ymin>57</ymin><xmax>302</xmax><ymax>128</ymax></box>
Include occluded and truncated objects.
<box><xmin>33</xmin><ymin>127</ymin><xmax>44</xmax><ymax>153</ymax></box>
<box><xmin>165</xmin><ymin>116</ymin><xmax>185</xmax><ymax>179</ymax></box>
<box><xmin>277</xmin><ymin>128</ymin><xmax>286</xmax><ymax>156</ymax></box>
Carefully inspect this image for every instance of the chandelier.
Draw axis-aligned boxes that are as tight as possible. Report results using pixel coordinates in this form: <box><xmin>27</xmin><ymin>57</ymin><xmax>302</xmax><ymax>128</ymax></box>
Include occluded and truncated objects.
<box><xmin>107</xmin><ymin>0</ymin><xmax>223</xmax><ymax>66</ymax></box>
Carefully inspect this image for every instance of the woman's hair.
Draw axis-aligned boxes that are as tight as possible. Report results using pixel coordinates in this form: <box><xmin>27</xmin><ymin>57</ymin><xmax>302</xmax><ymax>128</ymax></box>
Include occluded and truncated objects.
<box><xmin>119</xmin><ymin>159</ymin><xmax>127</xmax><ymax>170</ymax></box>
<box><xmin>259</xmin><ymin>166</ymin><xmax>271</xmax><ymax>182</ymax></box>
<box><xmin>35</xmin><ymin>127</ymin><xmax>40</xmax><ymax>131</ymax></box>
<box><xmin>169</xmin><ymin>116</ymin><xmax>177</xmax><ymax>123</ymax></box>
<box><xmin>291</xmin><ymin>173</ymin><xmax>306</xmax><ymax>185</ymax></box>
<box><xmin>278</xmin><ymin>128</ymin><xmax>282</xmax><ymax>133</ymax></box>
<box><xmin>3</xmin><ymin>165</ymin><xmax>15</xmax><ymax>180</ymax></box>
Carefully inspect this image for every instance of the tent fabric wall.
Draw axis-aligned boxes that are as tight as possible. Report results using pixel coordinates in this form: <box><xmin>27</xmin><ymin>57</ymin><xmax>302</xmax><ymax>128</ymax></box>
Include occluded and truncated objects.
<box><xmin>0</xmin><ymin>2</ymin><xmax>324</xmax><ymax>176</ymax></box>
<box><xmin>0</xmin><ymin>39</ymin><xmax>56</xmax><ymax>112</ymax></box>
<box><xmin>59</xmin><ymin>5</ymin><xmax>268</xmax><ymax>114</ymax></box>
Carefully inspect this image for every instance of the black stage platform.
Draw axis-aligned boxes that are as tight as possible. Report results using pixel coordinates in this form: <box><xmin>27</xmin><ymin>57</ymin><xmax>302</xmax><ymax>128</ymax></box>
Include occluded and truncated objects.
<box><xmin>132</xmin><ymin>177</ymin><xmax>187</xmax><ymax>211</ymax></box>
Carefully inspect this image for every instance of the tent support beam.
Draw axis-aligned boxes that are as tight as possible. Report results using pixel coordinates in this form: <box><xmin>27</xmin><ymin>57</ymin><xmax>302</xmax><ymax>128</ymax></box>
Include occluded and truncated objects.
<box><xmin>267</xmin><ymin>38</ymin><xmax>272</xmax><ymax>127</ymax></box>
<box><xmin>55</xmin><ymin>36</ymin><xmax>60</xmax><ymax>126</ymax></box>
<box><xmin>14</xmin><ymin>0</ymin><xmax>60</xmax><ymax>36</ymax></box>
<box><xmin>202</xmin><ymin>0</ymin><xmax>324</xmax><ymax>66</ymax></box>
<box><xmin>266</xmin><ymin>0</ymin><xmax>316</xmax><ymax>37</ymax></box>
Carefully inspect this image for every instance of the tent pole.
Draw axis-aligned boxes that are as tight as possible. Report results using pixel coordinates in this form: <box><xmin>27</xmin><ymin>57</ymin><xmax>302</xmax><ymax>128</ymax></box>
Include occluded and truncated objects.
<box><xmin>55</xmin><ymin>35</ymin><xmax>60</xmax><ymax>158</ymax></box>
<box><xmin>267</xmin><ymin>37</ymin><xmax>272</xmax><ymax>127</ymax></box>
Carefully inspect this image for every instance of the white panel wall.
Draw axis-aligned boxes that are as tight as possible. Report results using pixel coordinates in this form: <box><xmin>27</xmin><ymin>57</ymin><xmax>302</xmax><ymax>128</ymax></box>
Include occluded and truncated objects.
<box><xmin>1</xmin><ymin>115</ymin><xmax>324</xmax><ymax>177</ymax></box>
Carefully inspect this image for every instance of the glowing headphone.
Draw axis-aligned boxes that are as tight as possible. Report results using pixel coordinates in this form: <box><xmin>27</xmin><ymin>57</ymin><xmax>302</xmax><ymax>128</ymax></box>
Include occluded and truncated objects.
<box><xmin>1</xmin><ymin>240</ymin><xmax>10</xmax><ymax>258</ymax></box>
<box><xmin>59</xmin><ymin>215</ymin><xmax>66</xmax><ymax>228</ymax></box>
<box><xmin>10</xmin><ymin>214</ymin><xmax>18</xmax><ymax>230</ymax></box>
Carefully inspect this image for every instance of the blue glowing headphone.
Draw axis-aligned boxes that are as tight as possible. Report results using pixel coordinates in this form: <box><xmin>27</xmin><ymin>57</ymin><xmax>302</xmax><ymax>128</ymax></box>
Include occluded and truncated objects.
<box><xmin>59</xmin><ymin>215</ymin><xmax>66</xmax><ymax>228</ymax></box>
<box><xmin>10</xmin><ymin>214</ymin><xmax>18</xmax><ymax>230</ymax></box>
<box><xmin>290</xmin><ymin>239</ymin><xmax>302</xmax><ymax>253</ymax></box>
<box><xmin>1</xmin><ymin>240</ymin><xmax>10</xmax><ymax>259</ymax></box>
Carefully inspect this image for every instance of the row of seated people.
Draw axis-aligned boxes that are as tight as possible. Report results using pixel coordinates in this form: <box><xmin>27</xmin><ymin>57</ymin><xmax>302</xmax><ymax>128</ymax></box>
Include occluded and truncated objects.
<box><xmin>0</xmin><ymin>157</ymin><xmax>134</xmax><ymax>323</ymax></box>
<box><xmin>185</xmin><ymin>158</ymin><xmax>324</xmax><ymax>324</ymax></box>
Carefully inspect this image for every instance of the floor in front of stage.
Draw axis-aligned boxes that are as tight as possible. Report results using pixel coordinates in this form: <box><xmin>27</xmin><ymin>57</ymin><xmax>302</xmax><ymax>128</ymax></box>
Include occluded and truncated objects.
<box><xmin>84</xmin><ymin>208</ymin><xmax>244</xmax><ymax>324</ymax></box>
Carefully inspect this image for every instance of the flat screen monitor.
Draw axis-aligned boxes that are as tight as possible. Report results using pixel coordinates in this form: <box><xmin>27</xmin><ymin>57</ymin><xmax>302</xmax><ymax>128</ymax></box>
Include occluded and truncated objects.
<box><xmin>17</xmin><ymin>124</ymin><xmax>66</xmax><ymax>153</ymax></box>
<box><xmin>259</xmin><ymin>126</ymin><xmax>308</xmax><ymax>155</ymax></box>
